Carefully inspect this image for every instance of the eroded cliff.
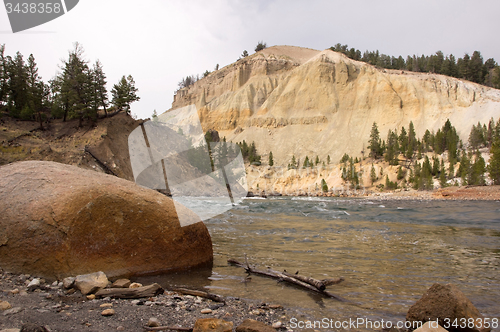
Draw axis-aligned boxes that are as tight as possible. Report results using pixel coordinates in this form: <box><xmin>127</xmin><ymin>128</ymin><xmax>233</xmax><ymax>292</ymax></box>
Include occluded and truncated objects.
<box><xmin>169</xmin><ymin>46</ymin><xmax>500</xmax><ymax>166</ymax></box>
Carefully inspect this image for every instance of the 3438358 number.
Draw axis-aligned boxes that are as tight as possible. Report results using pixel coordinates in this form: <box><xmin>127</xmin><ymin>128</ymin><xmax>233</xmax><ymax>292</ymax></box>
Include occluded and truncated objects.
<box><xmin>5</xmin><ymin>2</ymin><xmax>62</xmax><ymax>14</ymax></box>
<box><xmin>443</xmin><ymin>318</ymin><xmax>498</xmax><ymax>329</ymax></box>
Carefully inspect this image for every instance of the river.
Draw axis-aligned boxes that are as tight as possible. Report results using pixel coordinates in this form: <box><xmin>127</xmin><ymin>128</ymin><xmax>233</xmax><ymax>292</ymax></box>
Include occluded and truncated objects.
<box><xmin>143</xmin><ymin>197</ymin><xmax>500</xmax><ymax>331</ymax></box>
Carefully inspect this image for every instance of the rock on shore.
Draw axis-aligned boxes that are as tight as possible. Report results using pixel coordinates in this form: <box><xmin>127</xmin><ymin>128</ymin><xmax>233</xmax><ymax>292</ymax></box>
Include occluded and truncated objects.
<box><xmin>0</xmin><ymin>161</ymin><xmax>213</xmax><ymax>279</ymax></box>
<box><xmin>406</xmin><ymin>283</ymin><xmax>491</xmax><ymax>332</ymax></box>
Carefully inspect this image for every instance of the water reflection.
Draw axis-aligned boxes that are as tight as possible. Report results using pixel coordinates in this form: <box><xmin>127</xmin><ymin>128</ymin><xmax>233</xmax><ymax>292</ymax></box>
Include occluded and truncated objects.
<box><xmin>205</xmin><ymin>197</ymin><xmax>499</xmax><ymax>330</ymax></box>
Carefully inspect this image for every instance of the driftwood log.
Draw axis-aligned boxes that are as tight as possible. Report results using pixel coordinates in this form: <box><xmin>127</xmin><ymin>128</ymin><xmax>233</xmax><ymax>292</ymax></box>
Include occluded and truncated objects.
<box><xmin>95</xmin><ymin>283</ymin><xmax>163</xmax><ymax>299</ymax></box>
<box><xmin>228</xmin><ymin>258</ymin><xmax>345</xmax><ymax>301</ymax></box>
<box><xmin>171</xmin><ymin>287</ymin><xmax>225</xmax><ymax>303</ymax></box>
<box><xmin>321</xmin><ymin>277</ymin><xmax>345</xmax><ymax>286</ymax></box>
<box><xmin>282</xmin><ymin>272</ymin><xmax>328</xmax><ymax>291</ymax></box>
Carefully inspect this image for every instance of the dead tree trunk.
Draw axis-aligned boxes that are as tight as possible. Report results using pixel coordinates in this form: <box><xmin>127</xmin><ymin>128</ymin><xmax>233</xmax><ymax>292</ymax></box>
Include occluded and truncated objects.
<box><xmin>228</xmin><ymin>258</ymin><xmax>345</xmax><ymax>301</ymax></box>
<box><xmin>282</xmin><ymin>272</ymin><xmax>327</xmax><ymax>291</ymax></box>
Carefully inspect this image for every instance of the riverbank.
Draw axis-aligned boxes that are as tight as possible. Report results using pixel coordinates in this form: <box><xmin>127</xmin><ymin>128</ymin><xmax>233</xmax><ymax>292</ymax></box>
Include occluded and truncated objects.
<box><xmin>0</xmin><ymin>269</ymin><xmax>295</xmax><ymax>332</ymax></box>
<box><xmin>250</xmin><ymin>185</ymin><xmax>500</xmax><ymax>201</ymax></box>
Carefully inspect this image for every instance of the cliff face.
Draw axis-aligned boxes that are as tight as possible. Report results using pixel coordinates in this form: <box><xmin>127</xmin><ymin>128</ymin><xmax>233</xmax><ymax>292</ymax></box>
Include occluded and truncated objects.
<box><xmin>169</xmin><ymin>46</ymin><xmax>500</xmax><ymax>165</ymax></box>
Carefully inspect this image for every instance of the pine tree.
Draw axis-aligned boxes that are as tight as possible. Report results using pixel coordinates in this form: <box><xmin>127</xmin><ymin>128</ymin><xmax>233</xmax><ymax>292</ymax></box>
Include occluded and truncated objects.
<box><xmin>469</xmin><ymin>122</ymin><xmax>486</xmax><ymax>149</ymax></box>
<box><xmin>340</xmin><ymin>153</ymin><xmax>350</xmax><ymax>164</ymax></box>
<box><xmin>368</xmin><ymin>122</ymin><xmax>382</xmax><ymax>159</ymax></box>
<box><xmin>255</xmin><ymin>41</ymin><xmax>267</xmax><ymax>52</ymax></box>
<box><xmin>240</xmin><ymin>140</ymin><xmax>249</xmax><ymax>158</ymax></box>
<box><xmin>268</xmin><ymin>151</ymin><xmax>274</xmax><ymax>166</ymax></box>
<box><xmin>487</xmin><ymin>119</ymin><xmax>495</xmax><ymax>148</ymax></box>
<box><xmin>439</xmin><ymin>159</ymin><xmax>447</xmax><ymax>187</ymax></box>
<box><xmin>315</xmin><ymin>155</ymin><xmax>320</xmax><ymax>166</ymax></box>
<box><xmin>470</xmin><ymin>51</ymin><xmax>486</xmax><ymax>84</ymax></box>
<box><xmin>448</xmin><ymin>161</ymin><xmax>455</xmax><ymax>179</ymax></box>
<box><xmin>290</xmin><ymin>155</ymin><xmax>297</xmax><ymax>169</ymax></box>
<box><xmin>370</xmin><ymin>164</ymin><xmax>377</xmax><ymax>184</ymax></box>
<box><xmin>57</xmin><ymin>42</ymin><xmax>94</xmax><ymax>124</ymax></box>
<box><xmin>458</xmin><ymin>150</ymin><xmax>470</xmax><ymax>185</ymax></box>
<box><xmin>385</xmin><ymin>129</ymin><xmax>400</xmax><ymax>165</ymax></box>
<box><xmin>248</xmin><ymin>141</ymin><xmax>261</xmax><ymax>165</ymax></box>
<box><xmin>92</xmin><ymin>60</ymin><xmax>108</xmax><ymax>117</ymax></box>
<box><xmin>321</xmin><ymin>179</ymin><xmax>328</xmax><ymax>192</ymax></box>
<box><xmin>111</xmin><ymin>75</ymin><xmax>140</xmax><ymax>114</ymax></box>
<box><xmin>423</xmin><ymin>129</ymin><xmax>431</xmax><ymax>152</ymax></box>
<box><xmin>469</xmin><ymin>150</ymin><xmax>486</xmax><ymax>185</ymax></box>
<box><xmin>0</xmin><ymin>44</ymin><xmax>7</xmax><ymax>106</ymax></box>
<box><xmin>399</xmin><ymin>126</ymin><xmax>408</xmax><ymax>157</ymax></box>
<box><xmin>26</xmin><ymin>54</ymin><xmax>48</xmax><ymax>129</ymax></box>
<box><xmin>407</xmin><ymin>121</ymin><xmax>417</xmax><ymax>159</ymax></box>
<box><xmin>327</xmin><ymin>155</ymin><xmax>331</xmax><ymax>164</ymax></box>
<box><xmin>6</xmin><ymin>51</ymin><xmax>29</xmax><ymax>117</ymax></box>
<box><xmin>385</xmin><ymin>175</ymin><xmax>397</xmax><ymax>190</ymax></box>
<box><xmin>420</xmin><ymin>156</ymin><xmax>433</xmax><ymax>190</ymax></box>
<box><xmin>303</xmin><ymin>156</ymin><xmax>310</xmax><ymax>168</ymax></box>
<box><xmin>397</xmin><ymin>166</ymin><xmax>405</xmax><ymax>180</ymax></box>
<box><xmin>458</xmin><ymin>53</ymin><xmax>472</xmax><ymax>81</ymax></box>
<box><xmin>432</xmin><ymin>156</ymin><xmax>440</xmax><ymax>177</ymax></box>
<box><xmin>489</xmin><ymin>139</ymin><xmax>500</xmax><ymax>184</ymax></box>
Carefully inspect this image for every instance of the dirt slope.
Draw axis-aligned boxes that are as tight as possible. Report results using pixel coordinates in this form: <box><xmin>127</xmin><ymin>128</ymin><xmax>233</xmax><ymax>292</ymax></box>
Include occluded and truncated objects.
<box><xmin>0</xmin><ymin>112</ymin><xmax>141</xmax><ymax>181</ymax></box>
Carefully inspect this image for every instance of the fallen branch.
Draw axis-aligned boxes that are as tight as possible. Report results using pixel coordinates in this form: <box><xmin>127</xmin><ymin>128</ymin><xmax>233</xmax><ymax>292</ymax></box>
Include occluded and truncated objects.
<box><xmin>95</xmin><ymin>283</ymin><xmax>163</xmax><ymax>299</ymax></box>
<box><xmin>84</xmin><ymin>145</ymin><xmax>117</xmax><ymax>177</ymax></box>
<box><xmin>322</xmin><ymin>277</ymin><xmax>344</xmax><ymax>286</ymax></box>
<box><xmin>171</xmin><ymin>287</ymin><xmax>225</xmax><ymax>303</ymax></box>
<box><xmin>228</xmin><ymin>259</ymin><xmax>345</xmax><ymax>301</ymax></box>
<box><xmin>7</xmin><ymin>132</ymin><xmax>32</xmax><ymax>144</ymax></box>
<box><xmin>282</xmin><ymin>272</ymin><xmax>327</xmax><ymax>291</ymax></box>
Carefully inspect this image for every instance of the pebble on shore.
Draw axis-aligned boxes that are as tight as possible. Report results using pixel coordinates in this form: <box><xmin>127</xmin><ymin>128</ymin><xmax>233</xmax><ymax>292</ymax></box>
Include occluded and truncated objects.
<box><xmin>101</xmin><ymin>308</ymin><xmax>115</xmax><ymax>316</ymax></box>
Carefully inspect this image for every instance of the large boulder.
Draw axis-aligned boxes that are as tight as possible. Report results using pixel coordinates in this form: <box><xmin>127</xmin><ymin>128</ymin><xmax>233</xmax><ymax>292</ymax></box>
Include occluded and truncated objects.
<box><xmin>0</xmin><ymin>161</ymin><xmax>213</xmax><ymax>279</ymax></box>
<box><xmin>406</xmin><ymin>283</ymin><xmax>490</xmax><ymax>332</ymax></box>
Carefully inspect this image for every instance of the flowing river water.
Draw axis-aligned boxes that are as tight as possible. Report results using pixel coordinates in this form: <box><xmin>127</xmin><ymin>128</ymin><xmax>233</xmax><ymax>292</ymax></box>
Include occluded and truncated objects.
<box><xmin>141</xmin><ymin>197</ymin><xmax>500</xmax><ymax>331</ymax></box>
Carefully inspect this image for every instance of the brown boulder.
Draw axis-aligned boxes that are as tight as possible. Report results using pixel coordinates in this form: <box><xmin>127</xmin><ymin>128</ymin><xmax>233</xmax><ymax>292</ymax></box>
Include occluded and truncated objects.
<box><xmin>0</xmin><ymin>161</ymin><xmax>213</xmax><ymax>279</ymax></box>
<box><xmin>406</xmin><ymin>283</ymin><xmax>490</xmax><ymax>332</ymax></box>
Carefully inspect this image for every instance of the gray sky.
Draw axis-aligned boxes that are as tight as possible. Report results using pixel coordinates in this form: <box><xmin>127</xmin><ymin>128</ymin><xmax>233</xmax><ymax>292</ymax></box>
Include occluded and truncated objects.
<box><xmin>1</xmin><ymin>0</ymin><xmax>500</xmax><ymax>120</ymax></box>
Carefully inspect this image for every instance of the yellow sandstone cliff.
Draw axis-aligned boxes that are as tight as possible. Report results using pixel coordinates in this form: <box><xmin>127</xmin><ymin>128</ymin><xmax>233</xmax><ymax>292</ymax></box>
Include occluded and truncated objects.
<box><xmin>169</xmin><ymin>45</ymin><xmax>500</xmax><ymax>168</ymax></box>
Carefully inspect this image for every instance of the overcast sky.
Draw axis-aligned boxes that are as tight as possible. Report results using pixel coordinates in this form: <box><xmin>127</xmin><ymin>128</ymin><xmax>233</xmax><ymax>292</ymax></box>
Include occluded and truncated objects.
<box><xmin>1</xmin><ymin>0</ymin><xmax>500</xmax><ymax>120</ymax></box>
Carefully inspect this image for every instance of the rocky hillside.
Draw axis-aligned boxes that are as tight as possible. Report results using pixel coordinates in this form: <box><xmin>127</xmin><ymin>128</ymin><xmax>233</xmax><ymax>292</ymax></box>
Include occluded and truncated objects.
<box><xmin>0</xmin><ymin>112</ymin><xmax>140</xmax><ymax>180</ymax></box>
<box><xmin>171</xmin><ymin>45</ymin><xmax>500</xmax><ymax>166</ymax></box>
